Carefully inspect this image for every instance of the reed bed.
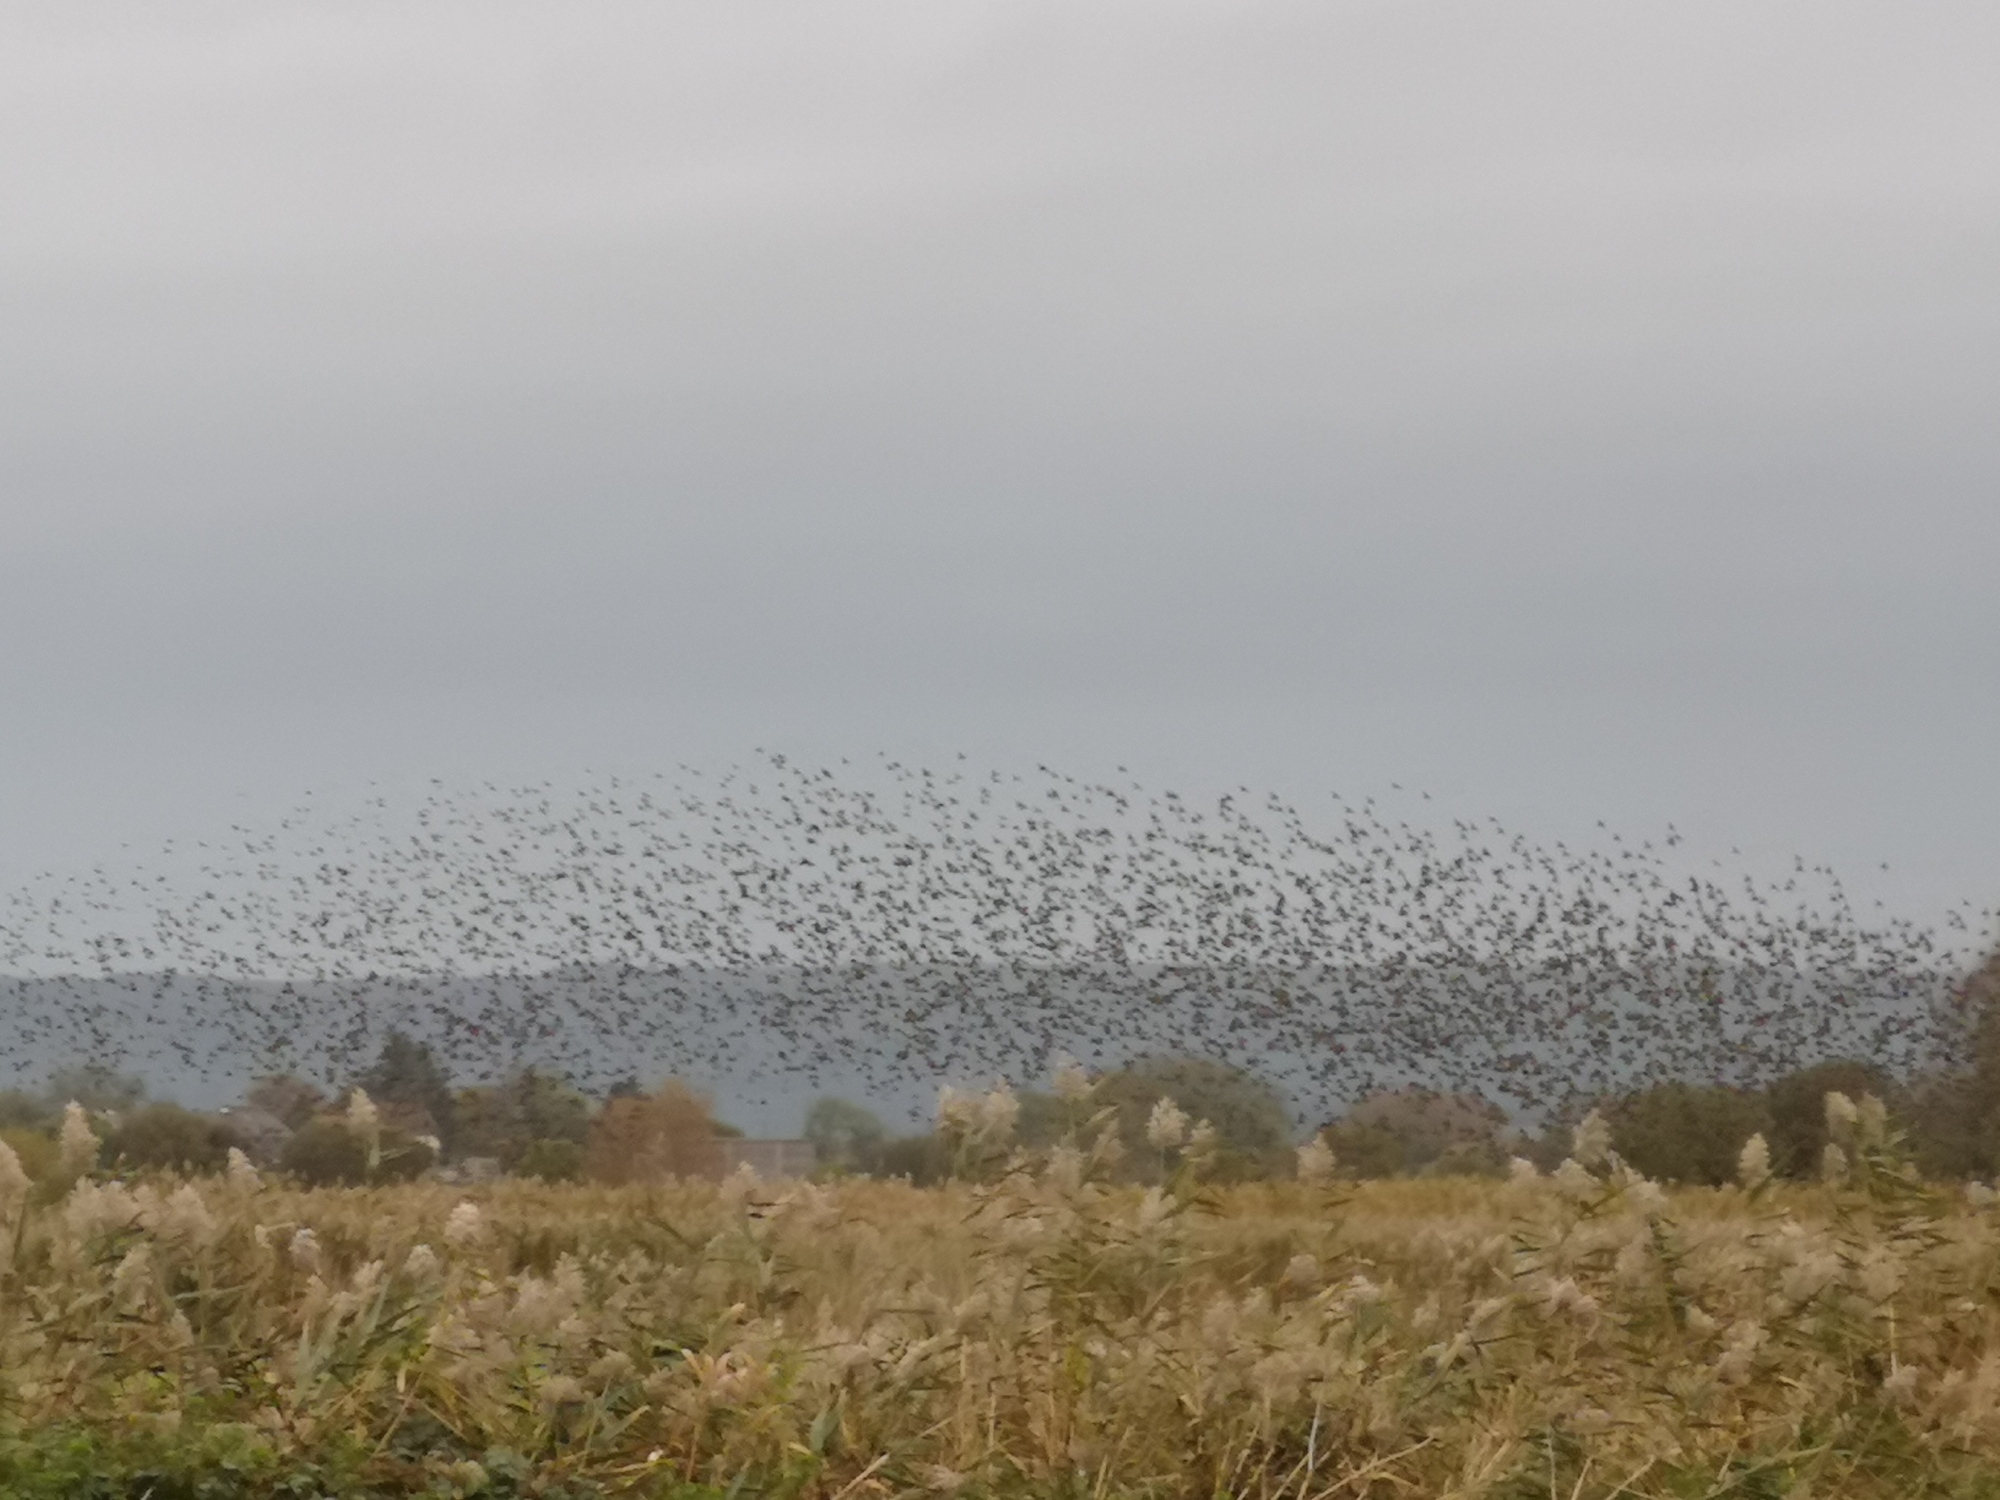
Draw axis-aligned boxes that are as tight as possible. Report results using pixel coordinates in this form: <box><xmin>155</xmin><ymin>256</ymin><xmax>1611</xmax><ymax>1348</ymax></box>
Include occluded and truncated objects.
<box><xmin>4</xmin><ymin>1118</ymin><xmax>2000</xmax><ymax>1498</ymax></box>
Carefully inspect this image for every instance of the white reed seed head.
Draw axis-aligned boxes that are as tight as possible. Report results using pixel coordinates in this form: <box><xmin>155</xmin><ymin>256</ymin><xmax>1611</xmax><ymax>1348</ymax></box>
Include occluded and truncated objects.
<box><xmin>978</xmin><ymin>1083</ymin><xmax>1020</xmax><ymax>1143</ymax></box>
<box><xmin>1043</xmin><ymin>1142</ymin><xmax>1084</xmax><ymax>1193</ymax></box>
<box><xmin>1857</xmin><ymin>1093</ymin><xmax>1889</xmax><ymax>1150</ymax></box>
<box><xmin>1883</xmin><ymin>1361</ymin><xmax>1921</xmax><ymax>1405</ymax></box>
<box><xmin>936</xmin><ymin>1086</ymin><xmax>978</xmax><ymax>1137</ymax></box>
<box><xmin>1295</xmin><ymin>1133</ymin><xmax>1337</xmax><ymax>1185</ymax></box>
<box><xmin>1051</xmin><ymin>1055</ymin><xmax>1094</xmax><ymax>1105</ymax></box>
<box><xmin>1626</xmin><ymin>1177</ymin><xmax>1669</xmax><ymax>1219</ymax></box>
<box><xmin>1571</xmin><ymin>1110</ymin><xmax>1612</xmax><ymax>1169</ymax></box>
<box><xmin>1553</xmin><ymin>1159</ymin><xmax>1597</xmax><ymax>1201</ymax></box>
<box><xmin>1737</xmin><ymin>1133</ymin><xmax>1771</xmax><ymax>1190</ymax></box>
<box><xmin>226</xmin><ymin>1148</ymin><xmax>261</xmax><ymax>1192</ymax></box>
<box><xmin>346</xmin><ymin>1087</ymin><xmax>380</xmax><ymax>1141</ymax></box>
<box><xmin>1823</xmin><ymin>1090</ymin><xmax>1860</xmax><ymax>1142</ymax></box>
<box><xmin>158</xmin><ymin>1183</ymin><xmax>217</xmax><ymax>1248</ymax></box>
<box><xmin>1145</xmin><ymin>1096</ymin><xmax>1189</xmax><ymax>1152</ymax></box>
<box><xmin>1715</xmin><ymin>1320</ymin><xmax>1763</xmax><ymax>1384</ymax></box>
<box><xmin>1821</xmin><ymin>1141</ymin><xmax>1850</xmax><ymax>1184</ymax></box>
<box><xmin>0</xmin><ymin>1138</ymin><xmax>28</xmax><ymax>1224</ymax></box>
<box><xmin>58</xmin><ymin>1101</ymin><xmax>99</xmax><ymax>1178</ymax></box>
<box><xmin>1185</xmin><ymin>1118</ymin><xmax>1219</xmax><ymax>1166</ymax></box>
<box><xmin>444</xmin><ymin>1200</ymin><xmax>485</xmax><ymax>1248</ymax></box>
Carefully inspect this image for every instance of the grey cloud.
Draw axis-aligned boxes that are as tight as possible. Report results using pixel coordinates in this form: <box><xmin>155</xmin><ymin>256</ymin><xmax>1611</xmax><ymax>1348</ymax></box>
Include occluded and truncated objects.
<box><xmin>0</xmin><ymin>0</ymin><xmax>1995</xmax><ymax>920</ymax></box>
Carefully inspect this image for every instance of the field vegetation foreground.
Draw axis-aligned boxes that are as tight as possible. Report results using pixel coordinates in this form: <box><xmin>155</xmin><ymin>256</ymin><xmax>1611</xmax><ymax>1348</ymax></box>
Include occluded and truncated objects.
<box><xmin>5</xmin><ymin>1100</ymin><xmax>2000</xmax><ymax>1499</ymax></box>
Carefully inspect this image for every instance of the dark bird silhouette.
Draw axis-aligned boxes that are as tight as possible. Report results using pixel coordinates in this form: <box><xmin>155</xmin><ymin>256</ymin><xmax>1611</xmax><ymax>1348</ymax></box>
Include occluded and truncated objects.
<box><xmin>0</xmin><ymin>754</ymin><xmax>1985</xmax><ymax>1126</ymax></box>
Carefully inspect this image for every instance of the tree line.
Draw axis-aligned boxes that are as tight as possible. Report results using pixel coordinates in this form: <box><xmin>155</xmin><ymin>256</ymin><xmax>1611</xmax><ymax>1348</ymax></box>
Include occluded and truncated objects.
<box><xmin>6</xmin><ymin>946</ymin><xmax>2000</xmax><ymax>1187</ymax></box>
<box><xmin>0</xmin><ymin>1038</ymin><xmax>739</xmax><ymax>1188</ymax></box>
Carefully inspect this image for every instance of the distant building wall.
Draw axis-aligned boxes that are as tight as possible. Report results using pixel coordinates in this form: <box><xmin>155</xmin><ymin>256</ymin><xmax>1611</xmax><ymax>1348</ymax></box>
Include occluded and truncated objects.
<box><xmin>718</xmin><ymin>1138</ymin><xmax>816</xmax><ymax>1179</ymax></box>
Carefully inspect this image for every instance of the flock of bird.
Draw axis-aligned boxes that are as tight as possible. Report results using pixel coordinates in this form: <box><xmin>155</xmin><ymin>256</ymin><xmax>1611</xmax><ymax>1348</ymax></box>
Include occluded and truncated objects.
<box><xmin>0</xmin><ymin>754</ymin><xmax>1989</xmax><ymax>1123</ymax></box>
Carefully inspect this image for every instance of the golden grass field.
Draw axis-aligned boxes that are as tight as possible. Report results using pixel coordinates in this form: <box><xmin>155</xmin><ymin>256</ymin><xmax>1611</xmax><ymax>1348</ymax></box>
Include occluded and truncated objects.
<box><xmin>4</xmin><ymin>1116</ymin><xmax>2000</xmax><ymax>1498</ymax></box>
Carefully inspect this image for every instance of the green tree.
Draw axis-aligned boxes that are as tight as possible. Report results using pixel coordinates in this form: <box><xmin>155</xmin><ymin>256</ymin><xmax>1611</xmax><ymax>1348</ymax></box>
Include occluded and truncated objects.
<box><xmin>1095</xmin><ymin>1056</ymin><xmax>1291</xmax><ymax>1180</ymax></box>
<box><xmin>0</xmin><ymin>1091</ymin><xmax>50</xmax><ymax>1131</ymax></box>
<box><xmin>454</xmin><ymin>1067</ymin><xmax>592</xmax><ymax>1169</ymax></box>
<box><xmin>877</xmin><ymin>1133</ymin><xmax>952</xmax><ymax>1186</ymax></box>
<box><xmin>1609</xmin><ymin>1081</ymin><xmax>1771</xmax><ymax>1186</ymax></box>
<box><xmin>100</xmin><ymin>1104</ymin><xmax>237</xmax><ymax>1175</ymax></box>
<box><xmin>803</xmin><ymin>1097</ymin><xmax>888</xmax><ymax>1174</ymax></box>
<box><xmin>1934</xmin><ymin>948</ymin><xmax>2000</xmax><ymax>1176</ymax></box>
<box><xmin>42</xmin><ymin>1063</ymin><xmax>145</xmax><ymax>1115</ymax></box>
<box><xmin>1967</xmin><ymin>947</ymin><xmax>2000</xmax><ymax>1100</ymax></box>
<box><xmin>1327</xmin><ymin>1088</ymin><xmax>1511</xmax><ymax>1177</ymax></box>
<box><xmin>1764</xmin><ymin>1059</ymin><xmax>1897</xmax><ymax>1180</ymax></box>
<box><xmin>279</xmin><ymin>1118</ymin><xmax>435</xmax><ymax>1187</ymax></box>
<box><xmin>517</xmin><ymin>1137</ymin><xmax>585</xmax><ymax>1182</ymax></box>
<box><xmin>1904</xmin><ymin>1069</ymin><xmax>1986</xmax><ymax>1179</ymax></box>
<box><xmin>354</xmin><ymin>1031</ymin><xmax>457</xmax><ymax>1152</ymax></box>
<box><xmin>512</xmin><ymin>1068</ymin><xmax>590</xmax><ymax>1146</ymax></box>
<box><xmin>1320</xmin><ymin>1119</ymin><xmax>1406</xmax><ymax>1179</ymax></box>
<box><xmin>245</xmin><ymin>1073</ymin><xmax>328</xmax><ymax>1131</ymax></box>
<box><xmin>1010</xmin><ymin>1089</ymin><xmax>1072</xmax><ymax>1150</ymax></box>
<box><xmin>280</xmin><ymin>1119</ymin><xmax>369</xmax><ymax>1187</ymax></box>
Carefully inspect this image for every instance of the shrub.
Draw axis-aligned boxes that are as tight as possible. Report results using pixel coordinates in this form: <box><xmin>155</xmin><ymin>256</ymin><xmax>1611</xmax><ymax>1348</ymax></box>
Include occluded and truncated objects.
<box><xmin>1321</xmin><ymin>1120</ymin><xmax>1406</xmax><ymax>1179</ymax></box>
<box><xmin>280</xmin><ymin>1119</ymin><xmax>434</xmax><ymax>1186</ymax></box>
<box><xmin>877</xmin><ymin>1132</ymin><xmax>952</xmax><ymax>1186</ymax></box>
<box><xmin>517</xmin><ymin>1137</ymin><xmax>585</xmax><ymax>1183</ymax></box>
<box><xmin>1424</xmin><ymin>1138</ymin><xmax>1509</xmax><ymax>1178</ymax></box>
<box><xmin>1327</xmin><ymin>1088</ymin><xmax>1511</xmax><ymax>1177</ymax></box>
<box><xmin>1609</xmin><ymin>1081</ymin><xmax>1770</xmax><ymax>1185</ymax></box>
<box><xmin>376</xmin><ymin>1128</ymin><xmax>437</xmax><ymax>1183</ymax></box>
<box><xmin>100</xmin><ymin>1104</ymin><xmax>236</xmax><ymax>1175</ymax></box>
<box><xmin>280</xmin><ymin>1119</ymin><xmax>369</xmax><ymax>1186</ymax></box>
<box><xmin>217</xmin><ymin>1105</ymin><xmax>293</xmax><ymax>1166</ymax></box>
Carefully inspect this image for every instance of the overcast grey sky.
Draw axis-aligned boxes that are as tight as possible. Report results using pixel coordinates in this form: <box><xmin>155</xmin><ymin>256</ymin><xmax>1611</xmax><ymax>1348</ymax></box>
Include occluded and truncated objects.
<box><xmin>2</xmin><ymin>1</ymin><xmax>1996</xmax><ymax>924</ymax></box>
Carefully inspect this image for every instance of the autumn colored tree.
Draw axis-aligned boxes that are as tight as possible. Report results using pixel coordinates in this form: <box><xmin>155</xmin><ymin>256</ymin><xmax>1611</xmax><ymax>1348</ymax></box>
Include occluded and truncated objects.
<box><xmin>584</xmin><ymin>1080</ymin><xmax>723</xmax><ymax>1184</ymax></box>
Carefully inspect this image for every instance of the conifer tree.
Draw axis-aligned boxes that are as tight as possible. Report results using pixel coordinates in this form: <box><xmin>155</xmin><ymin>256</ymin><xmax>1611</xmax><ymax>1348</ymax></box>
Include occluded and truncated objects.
<box><xmin>355</xmin><ymin>1031</ymin><xmax>457</xmax><ymax>1153</ymax></box>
